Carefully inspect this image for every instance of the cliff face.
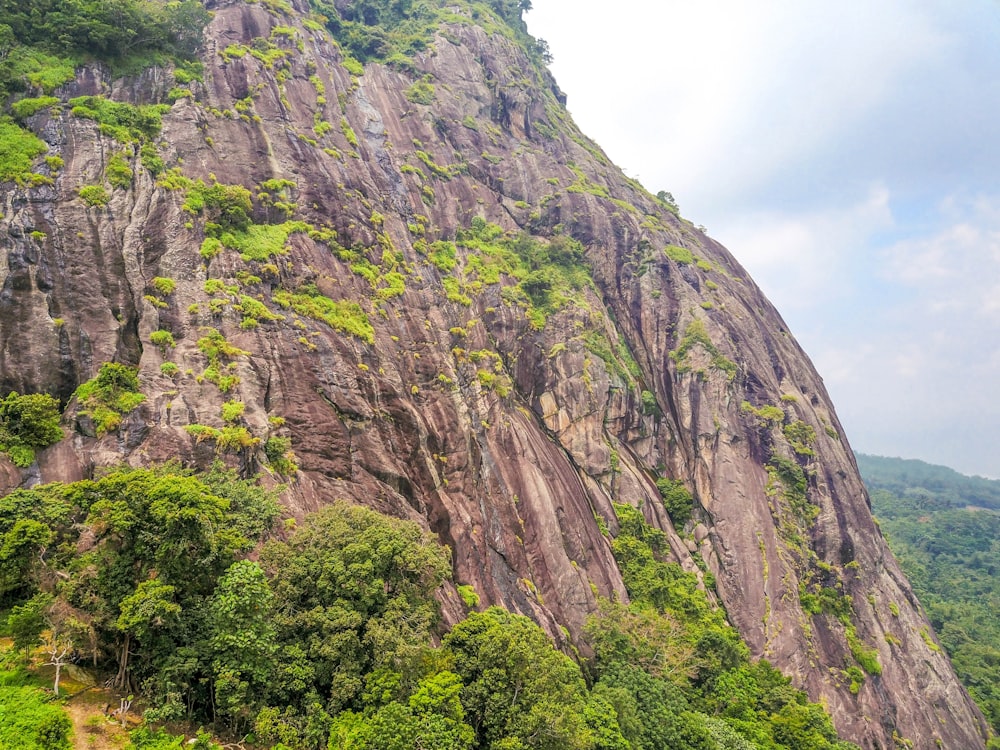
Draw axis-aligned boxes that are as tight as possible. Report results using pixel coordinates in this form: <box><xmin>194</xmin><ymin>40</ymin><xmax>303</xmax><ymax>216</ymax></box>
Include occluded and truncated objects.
<box><xmin>0</xmin><ymin>1</ymin><xmax>989</xmax><ymax>747</ymax></box>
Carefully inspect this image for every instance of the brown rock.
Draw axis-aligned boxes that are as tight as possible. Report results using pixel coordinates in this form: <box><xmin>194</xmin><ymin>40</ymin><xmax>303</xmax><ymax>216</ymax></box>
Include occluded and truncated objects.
<box><xmin>0</xmin><ymin>5</ymin><xmax>987</xmax><ymax>748</ymax></box>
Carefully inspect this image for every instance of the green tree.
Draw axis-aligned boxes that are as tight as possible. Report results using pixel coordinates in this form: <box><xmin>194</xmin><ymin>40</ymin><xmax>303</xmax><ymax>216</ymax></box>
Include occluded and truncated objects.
<box><xmin>115</xmin><ymin>579</ymin><xmax>181</xmax><ymax>690</ymax></box>
<box><xmin>443</xmin><ymin>607</ymin><xmax>593</xmax><ymax>750</ymax></box>
<box><xmin>261</xmin><ymin>503</ymin><xmax>451</xmax><ymax>714</ymax></box>
<box><xmin>329</xmin><ymin>671</ymin><xmax>475</xmax><ymax>750</ymax></box>
<box><xmin>584</xmin><ymin>598</ymin><xmax>697</xmax><ymax>684</ymax></box>
<box><xmin>595</xmin><ymin>665</ymin><xmax>713</xmax><ymax>750</ymax></box>
<box><xmin>0</xmin><ymin>392</ymin><xmax>62</xmax><ymax>447</ymax></box>
<box><xmin>7</xmin><ymin>592</ymin><xmax>52</xmax><ymax>659</ymax></box>
<box><xmin>208</xmin><ymin>560</ymin><xmax>277</xmax><ymax>731</ymax></box>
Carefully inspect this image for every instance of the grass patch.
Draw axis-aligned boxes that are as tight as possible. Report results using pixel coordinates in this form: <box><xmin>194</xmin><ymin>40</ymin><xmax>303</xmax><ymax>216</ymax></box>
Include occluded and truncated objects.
<box><xmin>273</xmin><ymin>286</ymin><xmax>374</xmax><ymax>344</ymax></box>
<box><xmin>0</xmin><ymin>120</ymin><xmax>48</xmax><ymax>185</ymax></box>
<box><xmin>219</xmin><ymin>221</ymin><xmax>310</xmax><ymax>261</ymax></box>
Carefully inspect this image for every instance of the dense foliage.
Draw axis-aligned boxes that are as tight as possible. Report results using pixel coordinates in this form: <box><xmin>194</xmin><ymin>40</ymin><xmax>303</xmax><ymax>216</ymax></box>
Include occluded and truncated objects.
<box><xmin>1</xmin><ymin>461</ymin><xmax>859</xmax><ymax>749</ymax></box>
<box><xmin>600</xmin><ymin>503</ymin><xmax>858</xmax><ymax>750</ymax></box>
<box><xmin>0</xmin><ymin>392</ymin><xmax>63</xmax><ymax>467</ymax></box>
<box><xmin>0</xmin><ymin>670</ymin><xmax>72</xmax><ymax>749</ymax></box>
<box><xmin>864</xmin><ymin>460</ymin><xmax>1000</xmax><ymax>738</ymax></box>
<box><xmin>0</xmin><ymin>0</ymin><xmax>208</xmax><ymax>98</ymax></box>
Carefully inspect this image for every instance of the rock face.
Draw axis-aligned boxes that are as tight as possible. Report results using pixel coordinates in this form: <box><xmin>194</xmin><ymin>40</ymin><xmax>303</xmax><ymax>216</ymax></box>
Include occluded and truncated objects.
<box><xmin>0</xmin><ymin>1</ymin><xmax>989</xmax><ymax>748</ymax></box>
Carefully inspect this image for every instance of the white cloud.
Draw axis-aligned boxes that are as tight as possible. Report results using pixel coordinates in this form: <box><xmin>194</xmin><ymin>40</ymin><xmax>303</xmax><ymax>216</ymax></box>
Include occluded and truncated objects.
<box><xmin>528</xmin><ymin>0</ymin><xmax>949</xmax><ymax>215</ymax></box>
<box><xmin>880</xmin><ymin>197</ymin><xmax>1000</xmax><ymax>317</ymax></box>
<box><xmin>708</xmin><ymin>184</ymin><xmax>893</xmax><ymax>312</ymax></box>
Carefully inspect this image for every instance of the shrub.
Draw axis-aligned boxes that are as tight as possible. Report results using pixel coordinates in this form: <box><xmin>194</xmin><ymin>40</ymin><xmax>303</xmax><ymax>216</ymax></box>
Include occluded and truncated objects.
<box><xmin>140</xmin><ymin>143</ymin><xmax>164</xmax><ymax>175</ymax></box>
<box><xmin>664</xmin><ymin>244</ymin><xmax>694</xmax><ymax>265</ymax></box>
<box><xmin>457</xmin><ymin>584</ymin><xmax>479</xmax><ymax>609</ymax></box>
<box><xmin>150</xmin><ymin>330</ymin><xmax>176</xmax><ymax>350</ymax></box>
<box><xmin>0</xmin><ymin>121</ymin><xmax>49</xmax><ymax>184</ymax></box>
<box><xmin>272</xmin><ymin>288</ymin><xmax>374</xmax><ymax>344</ymax></box>
<box><xmin>264</xmin><ymin>436</ymin><xmax>297</xmax><ymax>475</ymax></box>
<box><xmin>68</xmin><ymin>96</ymin><xmax>169</xmax><ymax>142</ymax></box>
<box><xmin>221</xmin><ymin>400</ymin><xmax>245</xmax><ymax>423</ymax></box>
<box><xmin>404</xmin><ymin>80</ymin><xmax>435</xmax><ymax>105</ymax></box>
<box><xmin>152</xmin><ymin>277</ymin><xmax>176</xmax><ymax>295</ymax></box>
<box><xmin>78</xmin><ymin>184</ymin><xmax>109</xmax><ymax>206</ymax></box>
<box><xmin>0</xmin><ymin>392</ymin><xmax>63</xmax><ymax>466</ymax></box>
<box><xmin>656</xmin><ymin>478</ymin><xmax>694</xmax><ymax>528</ymax></box>
<box><xmin>107</xmin><ymin>152</ymin><xmax>133</xmax><ymax>188</ymax></box>
<box><xmin>10</xmin><ymin>96</ymin><xmax>60</xmax><ymax>120</ymax></box>
<box><xmin>74</xmin><ymin>362</ymin><xmax>145</xmax><ymax>435</ymax></box>
<box><xmin>0</xmin><ymin>683</ymin><xmax>72</xmax><ymax>750</ymax></box>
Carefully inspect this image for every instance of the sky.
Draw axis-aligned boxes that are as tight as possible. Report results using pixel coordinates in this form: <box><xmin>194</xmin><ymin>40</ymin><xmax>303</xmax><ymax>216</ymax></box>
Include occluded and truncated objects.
<box><xmin>526</xmin><ymin>0</ymin><xmax>1000</xmax><ymax>478</ymax></box>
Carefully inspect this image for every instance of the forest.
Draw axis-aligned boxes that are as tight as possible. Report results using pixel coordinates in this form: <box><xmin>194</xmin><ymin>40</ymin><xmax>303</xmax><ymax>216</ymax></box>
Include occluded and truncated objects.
<box><xmin>860</xmin><ymin>454</ymin><xmax>1000</xmax><ymax>736</ymax></box>
<box><xmin>0</xmin><ymin>465</ymin><xmax>860</xmax><ymax>750</ymax></box>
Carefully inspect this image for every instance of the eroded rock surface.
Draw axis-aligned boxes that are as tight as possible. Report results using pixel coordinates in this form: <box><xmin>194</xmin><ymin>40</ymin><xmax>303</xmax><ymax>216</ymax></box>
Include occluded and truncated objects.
<box><xmin>0</xmin><ymin>2</ymin><xmax>988</xmax><ymax>748</ymax></box>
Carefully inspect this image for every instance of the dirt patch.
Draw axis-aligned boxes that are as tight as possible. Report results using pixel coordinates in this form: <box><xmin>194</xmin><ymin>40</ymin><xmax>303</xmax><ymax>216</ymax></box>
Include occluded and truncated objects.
<box><xmin>64</xmin><ymin>688</ymin><xmax>132</xmax><ymax>750</ymax></box>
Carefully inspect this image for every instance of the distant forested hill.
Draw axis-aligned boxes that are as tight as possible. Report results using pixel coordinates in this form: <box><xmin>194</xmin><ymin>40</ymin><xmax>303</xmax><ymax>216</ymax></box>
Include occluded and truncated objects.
<box><xmin>860</xmin><ymin>454</ymin><xmax>1000</xmax><ymax>738</ymax></box>
<box><xmin>857</xmin><ymin>453</ymin><xmax>1000</xmax><ymax>509</ymax></box>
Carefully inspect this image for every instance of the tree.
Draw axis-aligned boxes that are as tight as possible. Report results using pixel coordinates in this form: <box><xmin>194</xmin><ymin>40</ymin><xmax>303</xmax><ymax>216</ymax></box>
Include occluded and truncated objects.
<box><xmin>7</xmin><ymin>592</ymin><xmax>52</xmax><ymax>659</ymax></box>
<box><xmin>443</xmin><ymin>607</ymin><xmax>593</xmax><ymax>750</ymax></box>
<box><xmin>329</xmin><ymin>671</ymin><xmax>476</xmax><ymax>750</ymax></box>
<box><xmin>261</xmin><ymin>503</ymin><xmax>450</xmax><ymax>713</ymax></box>
<box><xmin>115</xmin><ymin>579</ymin><xmax>181</xmax><ymax>690</ymax></box>
<box><xmin>584</xmin><ymin>598</ymin><xmax>698</xmax><ymax>684</ymax></box>
<box><xmin>595</xmin><ymin>665</ymin><xmax>714</xmax><ymax>750</ymax></box>
<box><xmin>0</xmin><ymin>392</ymin><xmax>63</xmax><ymax>466</ymax></box>
<box><xmin>208</xmin><ymin>560</ymin><xmax>277</xmax><ymax>730</ymax></box>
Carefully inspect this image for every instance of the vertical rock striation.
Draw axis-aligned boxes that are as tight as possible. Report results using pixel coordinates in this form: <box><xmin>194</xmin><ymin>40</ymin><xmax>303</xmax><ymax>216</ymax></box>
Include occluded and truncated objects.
<box><xmin>0</xmin><ymin>1</ymin><xmax>988</xmax><ymax>747</ymax></box>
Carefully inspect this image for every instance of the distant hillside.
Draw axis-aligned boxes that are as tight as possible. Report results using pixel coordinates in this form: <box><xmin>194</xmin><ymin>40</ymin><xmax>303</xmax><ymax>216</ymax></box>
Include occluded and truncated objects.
<box><xmin>856</xmin><ymin>453</ymin><xmax>1000</xmax><ymax>509</ymax></box>
<box><xmin>861</xmin><ymin>454</ymin><xmax>1000</xmax><ymax>738</ymax></box>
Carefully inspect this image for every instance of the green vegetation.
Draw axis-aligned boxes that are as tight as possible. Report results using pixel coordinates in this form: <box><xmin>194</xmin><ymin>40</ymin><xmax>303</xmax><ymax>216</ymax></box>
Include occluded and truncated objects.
<box><xmin>79</xmin><ymin>183</ymin><xmax>109</xmax><ymax>206</ymax></box>
<box><xmin>858</xmin><ymin>452</ymin><xmax>1000</xmax><ymax>510</ymax></box>
<box><xmin>0</xmin><ymin>391</ymin><xmax>62</xmax><ymax>467</ymax></box>
<box><xmin>0</xmin><ymin>458</ymin><xmax>860</xmax><ymax>749</ymax></box>
<box><xmin>0</xmin><ymin>0</ymin><xmax>210</xmax><ymax>103</ymax></box>
<box><xmin>69</xmin><ymin>96</ymin><xmax>169</xmax><ymax>143</ymax></box>
<box><xmin>273</xmin><ymin>286</ymin><xmax>375</xmax><ymax>344</ymax></box>
<box><xmin>305</xmin><ymin>0</ymin><xmax>546</xmax><ymax>75</ymax></box>
<box><xmin>0</xmin><ymin>671</ymin><xmax>72</xmax><ymax>749</ymax></box>
<box><xmin>0</xmin><ymin>120</ymin><xmax>48</xmax><ymax>184</ymax></box>
<box><xmin>656</xmin><ymin>477</ymin><xmax>695</xmax><ymax>528</ymax></box>
<box><xmin>597</xmin><ymin>502</ymin><xmax>859</xmax><ymax>750</ymax></box>
<box><xmin>107</xmin><ymin>152</ymin><xmax>133</xmax><ymax>188</ymax></box>
<box><xmin>150</xmin><ymin>329</ymin><xmax>176</xmax><ymax>350</ymax></box>
<box><xmin>431</xmin><ymin>217</ymin><xmax>592</xmax><ymax>329</ymax></box>
<box><xmin>0</xmin><ymin>465</ymin><xmax>279</xmax><ymax>725</ymax></box>
<box><xmin>670</xmin><ymin>319</ymin><xmax>738</xmax><ymax>379</ymax></box>
<box><xmin>665</xmin><ymin>244</ymin><xmax>695</xmax><ymax>265</ymax></box>
<box><xmin>73</xmin><ymin>362</ymin><xmax>145</xmax><ymax>435</ymax></box>
<box><xmin>783</xmin><ymin>420</ymin><xmax>816</xmax><ymax>456</ymax></box>
<box><xmin>404</xmin><ymin>78</ymin><xmax>435</xmax><ymax>104</ymax></box>
<box><xmin>767</xmin><ymin>456</ymin><xmax>815</xmax><ymax>528</ymax></box>
<box><xmin>742</xmin><ymin>401</ymin><xmax>785</xmax><ymax>425</ymax></box>
<box><xmin>862</xmin><ymin>454</ymin><xmax>1000</xmax><ymax>734</ymax></box>
<box><xmin>220</xmin><ymin>221</ymin><xmax>310</xmax><ymax>261</ymax></box>
<box><xmin>264</xmin><ymin>436</ymin><xmax>297</xmax><ymax>476</ymax></box>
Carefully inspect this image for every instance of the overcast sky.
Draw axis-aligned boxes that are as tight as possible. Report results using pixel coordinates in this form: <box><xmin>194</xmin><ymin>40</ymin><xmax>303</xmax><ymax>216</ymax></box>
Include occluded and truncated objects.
<box><xmin>527</xmin><ymin>0</ymin><xmax>1000</xmax><ymax>478</ymax></box>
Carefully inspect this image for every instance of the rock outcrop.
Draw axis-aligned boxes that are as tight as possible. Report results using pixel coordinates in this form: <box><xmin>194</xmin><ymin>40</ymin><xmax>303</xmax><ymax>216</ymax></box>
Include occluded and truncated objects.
<box><xmin>0</xmin><ymin>1</ymin><xmax>989</xmax><ymax>747</ymax></box>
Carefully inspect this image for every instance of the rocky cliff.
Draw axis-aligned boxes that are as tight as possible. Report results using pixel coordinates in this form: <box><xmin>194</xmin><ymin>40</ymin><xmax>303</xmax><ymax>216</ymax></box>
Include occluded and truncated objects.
<box><xmin>0</xmin><ymin>1</ymin><xmax>989</xmax><ymax>747</ymax></box>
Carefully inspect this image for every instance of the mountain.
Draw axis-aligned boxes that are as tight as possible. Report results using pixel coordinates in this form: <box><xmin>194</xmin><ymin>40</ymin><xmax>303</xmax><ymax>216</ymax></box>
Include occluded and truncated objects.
<box><xmin>858</xmin><ymin>453</ymin><xmax>1000</xmax><ymax>509</ymax></box>
<box><xmin>860</xmin><ymin>454</ymin><xmax>1000</xmax><ymax>738</ymax></box>
<box><xmin>0</xmin><ymin>0</ymin><xmax>990</xmax><ymax>747</ymax></box>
